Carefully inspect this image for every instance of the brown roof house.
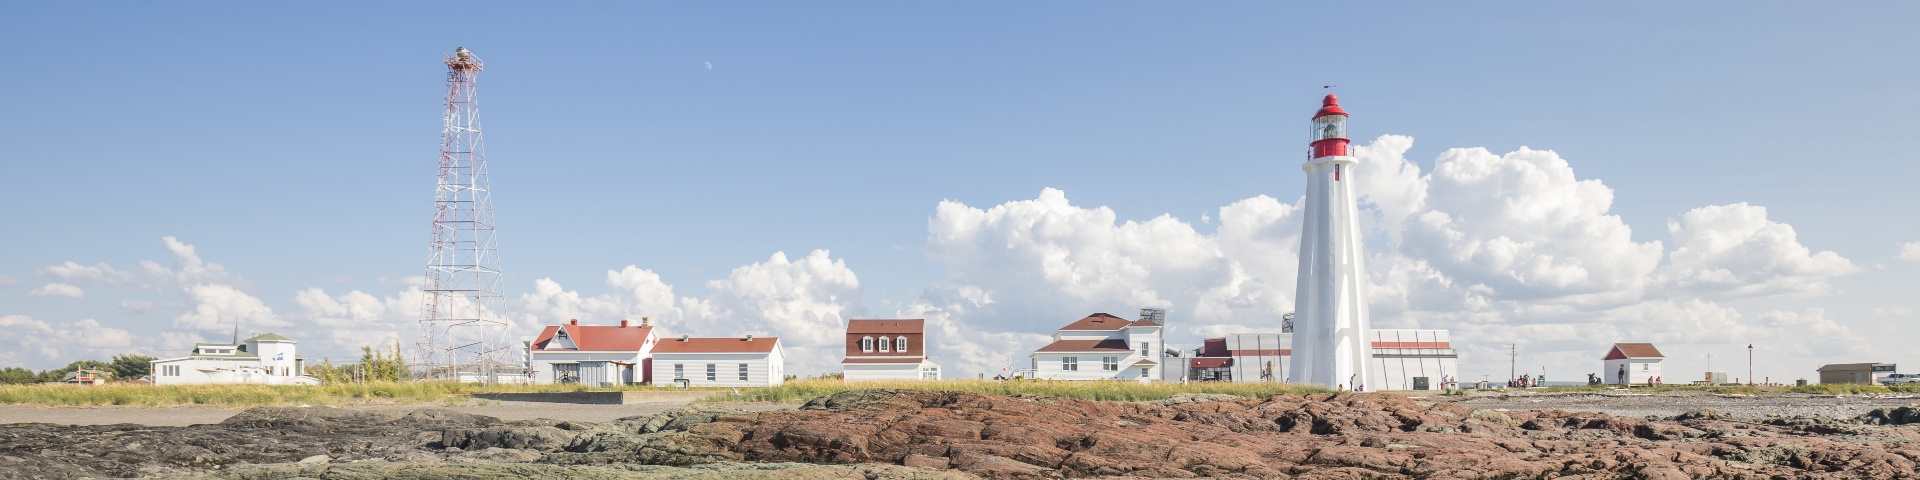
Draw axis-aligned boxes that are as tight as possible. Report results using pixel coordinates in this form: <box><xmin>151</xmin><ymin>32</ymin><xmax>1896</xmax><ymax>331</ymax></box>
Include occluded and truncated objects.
<box><xmin>841</xmin><ymin>319</ymin><xmax>942</xmax><ymax>381</ymax></box>
<box><xmin>648</xmin><ymin>334</ymin><xmax>785</xmax><ymax>387</ymax></box>
<box><xmin>1028</xmin><ymin>312</ymin><xmax>1164</xmax><ymax>382</ymax></box>
<box><xmin>528</xmin><ymin>318</ymin><xmax>658</xmax><ymax>386</ymax></box>
<box><xmin>1602</xmin><ymin>342</ymin><xmax>1665</xmax><ymax>385</ymax></box>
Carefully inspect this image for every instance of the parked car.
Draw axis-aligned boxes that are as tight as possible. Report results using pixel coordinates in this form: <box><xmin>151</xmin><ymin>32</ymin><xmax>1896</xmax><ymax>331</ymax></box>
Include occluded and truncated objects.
<box><xmin>1881</xmin><ymin>373</ymin><xmax>1920</xmax><ymax>385</ymax></box>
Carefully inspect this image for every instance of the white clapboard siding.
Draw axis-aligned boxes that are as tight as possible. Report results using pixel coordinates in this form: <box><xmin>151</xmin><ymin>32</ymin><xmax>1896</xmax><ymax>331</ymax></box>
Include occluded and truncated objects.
<box><xmin>650</xmin><ymin>350</ymin><xmax>784</xmax><ymax>388</ymax></box>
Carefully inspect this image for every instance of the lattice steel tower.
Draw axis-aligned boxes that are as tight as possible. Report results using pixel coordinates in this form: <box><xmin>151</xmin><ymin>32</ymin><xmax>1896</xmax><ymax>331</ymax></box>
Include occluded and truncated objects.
<box><xmin>419</xmin><ymin>47</ymin><xmax>506</xmax><ymax>381</ymax></box>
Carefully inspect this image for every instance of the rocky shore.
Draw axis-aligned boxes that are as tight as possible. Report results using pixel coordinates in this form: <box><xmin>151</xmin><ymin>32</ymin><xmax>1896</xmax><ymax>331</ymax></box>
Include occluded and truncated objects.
<box><xmin>2</xmin><ymin>390</ymin><xmax>1918</xmax><ymax>479</ymax></box>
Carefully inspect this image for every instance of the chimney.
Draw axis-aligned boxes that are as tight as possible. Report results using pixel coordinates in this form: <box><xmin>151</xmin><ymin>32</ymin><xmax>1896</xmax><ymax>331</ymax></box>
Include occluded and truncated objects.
<box><xmin>744</xmin><ymin>334</ymin><xmax>754</xmax><ymax>341</ymax></box>
<box><xmin>569</xmin><ymin>319</ymin><xmax>578</xmax><ymax>326</ymax></box>
<box><xmin>679</xmin><ymin>334</ymin><xmax>689</xmax><ymax>342</ymax></box>
<box><xmin>620</xmin><ymin>319</ymin><xmax>630</xmax><ymax>328</ymax></box>
<box><xmin>641</xmin><ymin>316</ymin><xmax>652</xmax><ymax>327</ymax></box>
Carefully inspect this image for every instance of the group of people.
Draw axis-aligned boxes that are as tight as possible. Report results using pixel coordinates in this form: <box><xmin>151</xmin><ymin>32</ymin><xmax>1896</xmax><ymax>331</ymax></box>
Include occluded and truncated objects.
<box><xmin>1507</xmin><ymin>373</ymin><xmax>1546</xmax><ymax>388</ymax></box>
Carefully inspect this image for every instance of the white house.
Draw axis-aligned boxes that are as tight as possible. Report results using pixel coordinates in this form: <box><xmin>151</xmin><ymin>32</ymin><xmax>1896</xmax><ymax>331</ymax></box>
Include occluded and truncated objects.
<box><xmin>1603</xmin><ymin>342</ymin><xmax>1665</xmax><ymax>385</ymax></box>
<box><xmin>1029</xmin><ymin>312</ymin><xmax>1164</xmax><ymax>382</ymax></box>
<box><xmin>1185</xmin><ymin>329</ymin><xmax>1459</xmax><ymax>391</ymax></box>
<box><xmin>151</xmin><ymin>333</ymin><xmax>318</xmax><ymax>385</ymax></box>
<box><xmin>842</xmin><ymin>319</ymin><xmax>941</xmax><ymax>381</ymax></box>
<box><xmin>528</xmin><ymin>318</ymin><xmax>657</xmax><ymax>386</ymax></box>
<box><xmin>649</xmin><ymin>335</ymin><xmax>784</xmax><ymax>387</ymax></box>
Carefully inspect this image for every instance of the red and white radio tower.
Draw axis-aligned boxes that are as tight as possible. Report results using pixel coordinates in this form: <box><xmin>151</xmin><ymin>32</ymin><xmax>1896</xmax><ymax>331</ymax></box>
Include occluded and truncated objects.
<box><xmin>419</xmin><ymin>47</ymin><xmax>506</xmax><ymax>381</ymax></box>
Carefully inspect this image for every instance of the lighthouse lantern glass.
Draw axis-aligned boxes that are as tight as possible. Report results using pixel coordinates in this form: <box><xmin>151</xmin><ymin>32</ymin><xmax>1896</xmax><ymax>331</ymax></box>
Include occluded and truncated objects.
<box><xmin>1311</xmin><ymin>115</ymin><xmax>1347</xmax><ymax>142</ymax></box>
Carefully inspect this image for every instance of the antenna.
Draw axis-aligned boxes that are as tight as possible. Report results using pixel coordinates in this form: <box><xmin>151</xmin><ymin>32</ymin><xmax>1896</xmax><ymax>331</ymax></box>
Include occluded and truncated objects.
<box><xmin>418</xmin><ymin>46</ymin><xmax>507</xmax><ymax>383</ymax></box>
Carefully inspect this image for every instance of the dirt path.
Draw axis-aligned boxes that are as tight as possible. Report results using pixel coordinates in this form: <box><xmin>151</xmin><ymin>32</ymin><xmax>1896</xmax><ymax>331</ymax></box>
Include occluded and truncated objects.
<box><xmin>0</xmin><ymin>399</ymin><xmax>792</xmax><ymax>426</ymax></box>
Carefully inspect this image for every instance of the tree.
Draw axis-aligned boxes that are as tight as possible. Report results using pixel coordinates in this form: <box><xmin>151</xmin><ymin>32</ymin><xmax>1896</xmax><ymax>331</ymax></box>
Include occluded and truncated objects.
<box><xmin>110</xmin><ymin>354</ymin><xmax>155</xmax><ymax>381</ymax></box>
<box><xmin>0</xmin><ymin>367</ymin><xmax>37</xmax><ymax>384</ymax></box>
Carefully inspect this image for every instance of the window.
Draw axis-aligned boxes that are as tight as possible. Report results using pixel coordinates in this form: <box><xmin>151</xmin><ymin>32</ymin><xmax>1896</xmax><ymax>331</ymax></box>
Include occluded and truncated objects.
<box><xmin>1138</xmin><ymin>341</ymin><xmax>1149</xmax><ymax>356</ymax></box>
<box><xmin>1062</xmin><ymin>357</ymin><xmax>1078</xmax><ymax>371</ymax></box>
<box><xmin>738</xmin><ymin>363</ymin><xmax>749</xmax><ymax>381</ymax></box>
<box><xmin>673</xmin><ymin>363</ymin><xmax>684</xmax><ymax>379</ymax></box>
<box><xmin>1641</xmin><ymin>364</ymin><xmax>1648</xmax><ymax>371</ymax></box>
<box><xmin>555</xmin><ymin>364</ymin><xmax>580</xmax><ymax>384</ymax></box>
<box><xmin>861</xmin><ymin>336</ymin><xmax>873</xmax><ymax>352</ymax></box>
<box><xmin>1141</xmin><ymin>367</ymin><xmax>1151</xmax><ymax>377</ymax></box>
<box><xmin>878</xmin><ymin>337</ymin><xmax>890</xmax><ymax>352</ymax></box>
<box><xmin>706</xmin><ymin>363</ymin><xmax>717</xmax><ymax>381</ymax></box>
<box><xmin>895</xmin><ymin>336</ymin><xmax>908</xmax><ymax>353</ymax></box>
<box><xmin>1102</xmin><ymin>356</ymin><xmax>1118</xmax><ymax>371</ymax></box>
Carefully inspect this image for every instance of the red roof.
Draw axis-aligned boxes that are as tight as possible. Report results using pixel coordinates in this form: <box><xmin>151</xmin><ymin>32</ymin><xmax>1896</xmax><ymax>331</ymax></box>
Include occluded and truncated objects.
<box><xmin>1315</xmin><ymin>93</ymin><xmax>1348</xmax><ymax>118</ymax></box>
<box><xmin>841</xmin><ymin>357</ymin><xmax>923</xmax><ymax>364</ymax></box>
<box><xmin>531</xmin><ymin>322</ymin><xmax>654</xmax><ymax>351</ymax></box>
<box><xmin>653</xmin><ymin>336</ymin><xmax>780</xmax><ymax>354</ymax></box>
<box><xmin>1058</xmin><ymin>313</ymin><xmax>1131</xmax><ymax>331</ymax></box>
<box><xmin>1035</xmin><ymin>339</ymin><xmax>1132</xmax><ymax>353</ymax></box>
<box><xmin>1604</xmin><ymin>343</ymin><xmax>1664</xmax><ymax>360</ymax></box>
<box><xmin>1190</xmin><ymin>358</ymin><xmax>1231</xmax><ymax>369</ymax></box>
<box><xmin>847</xmin><ymin>319</ymin><xmax>924</xmax><ymax>334</ymax></box>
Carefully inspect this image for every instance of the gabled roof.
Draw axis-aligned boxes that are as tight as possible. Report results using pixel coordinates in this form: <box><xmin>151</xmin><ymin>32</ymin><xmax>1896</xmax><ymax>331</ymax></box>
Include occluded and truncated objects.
<box><xmin>653</xmin><ymin>336</ymin><xmax>779</xmax><ymax>354</ymax></box>
<box><xmin>1034</xmin><ymin>338</ymin><xmax>1132</xmax><ymax>353</ymax></box>
<box><xmin>531</xmin><ymin>322</ymin><xmax>654</xmax><ymax>351</ymax></box>
<box><xmin>1604</xmin><ymin>343</ymin><xmax>1664</xmax><ymax>360</ymax></box>
<box><xmin>847</xmin><ymin>319</ymin><xmax>924</xmax><ymax>335</ymax></box>
<box><xmin>1058</xmin><ymin>313</ymin><xmax>1131</xmax><ymax>331</ymax></box>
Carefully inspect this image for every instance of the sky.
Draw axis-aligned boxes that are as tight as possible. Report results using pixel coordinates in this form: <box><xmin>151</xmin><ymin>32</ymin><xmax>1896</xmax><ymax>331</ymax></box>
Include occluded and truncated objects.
<box><xmin>3</xmin><ymin>3</ymin><xmax>1917</xmax><ymax>383</ymax></box>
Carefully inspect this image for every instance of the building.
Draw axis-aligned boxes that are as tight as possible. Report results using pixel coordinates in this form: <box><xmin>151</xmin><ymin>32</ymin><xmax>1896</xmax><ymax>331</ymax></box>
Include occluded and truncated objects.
<box><xmin>1602</xmin><ymin>342</ymin><xmax>1665</xmax><ymax>385</ymax></box>
<box><xmin>1186</xmin><ymin>329</ymin><xmax>1459</xmax><ymax>391</ymax></box>
<box><xmin>528</xmin><ymin>318</ymin><xmax>657</xmax><ymax>386</ymax></box>
<box><xmin>151</xmin><ymin>333</ymin><xmax>317</xmax><ymax>385</ymax></box>
<box><xmin>842</xmin><ymin>319</ymin><xmax>941</xmax><ymax>381</ymax></box>
<box><xmin>1291</xmin><ymin>93</ymin><xmax>1375</xmax><ymax>390</ymax></box>
<box><xmin>649</xmin><ymin>335</ymin><xmax>785</xmax><ymax>387</ymax></box>
<box><xmin>1029</xmin><ymin>312</ymin><xmax>1164</xmax><ymax>382</ymax></box>
<box><xmin>1817</xmin><ymin>363</ymin><xmax>1896</xmax><ymax>385</ymax></box>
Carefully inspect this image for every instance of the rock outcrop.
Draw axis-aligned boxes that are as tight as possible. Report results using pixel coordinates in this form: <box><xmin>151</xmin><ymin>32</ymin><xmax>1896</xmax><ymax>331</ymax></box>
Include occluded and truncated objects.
<box><xmin>4</xmin><ymin>391</ymin><xmax>1920</xmax><ymax>479</ymax></box>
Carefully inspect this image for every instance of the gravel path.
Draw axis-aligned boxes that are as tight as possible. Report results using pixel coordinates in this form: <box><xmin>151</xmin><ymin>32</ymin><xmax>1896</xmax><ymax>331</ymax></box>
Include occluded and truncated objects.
<box><xmin>1447</xmin><ymin>391</ymin><xmax>1920</xmax><ymax>420</ymax></box>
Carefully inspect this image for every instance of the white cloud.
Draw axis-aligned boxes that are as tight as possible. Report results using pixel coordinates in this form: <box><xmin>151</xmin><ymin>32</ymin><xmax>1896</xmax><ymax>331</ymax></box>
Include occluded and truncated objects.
<box><xmin>0</xmin><ymin>315</ymin><xmax>136</xmax><ymax>364</ymax></box>
<box><xmin>1901</xmin><ymin>241</ymin><xmax>1920</xmax><ymax>263</ymax></box>
<box><xmin>699</xmin><ymin>250</ymin><xmax>861</xmax><ymax>374</ymax></box>
<box><xmin>1662</xmin><ymin>203</ymin><xmax>1857</xmax><ymax>297</ymax></box>
<box><xmin>28</xmin><ymin>282</ymin><xmax>85</xmax><ymax>299</ymax></box>
<box><xmin>41</xmin><ymin>261</ymin><xmax>131</xmax><ymax>284</ymax></box>
<box><xmin>175</xmin><ymin>284</ymin><xmax>285</xmax><ymax>332</ymax></box>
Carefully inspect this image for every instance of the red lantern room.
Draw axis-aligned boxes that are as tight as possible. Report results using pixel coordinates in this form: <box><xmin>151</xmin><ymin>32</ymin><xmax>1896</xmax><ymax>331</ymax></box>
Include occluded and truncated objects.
<box><xmin>1310</xmin><ymin>93</ymin><xmax>1349</xmax><ymax>159</ymax></box>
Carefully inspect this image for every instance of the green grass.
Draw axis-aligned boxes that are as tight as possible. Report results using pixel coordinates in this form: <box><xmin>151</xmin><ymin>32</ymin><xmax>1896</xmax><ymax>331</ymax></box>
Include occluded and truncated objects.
<box><xmin>704</xmin><ymin>378</ymin><xmax>1327</xmax><ymax>403</ymax></box>
<box><xmin>0</xmin><ymin>382</ymin><xmax>707</xmax><ymax>407</ymax></box>
<box><xmin>1522</xmin><ymin>383</ymin><xmax>1920</xmax><ymax>396</ymax></box>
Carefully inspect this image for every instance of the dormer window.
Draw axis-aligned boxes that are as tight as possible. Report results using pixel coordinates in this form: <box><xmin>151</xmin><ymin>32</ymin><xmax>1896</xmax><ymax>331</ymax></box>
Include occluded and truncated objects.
<box><xmin>895</xmin><ymin>336</ymin><xmax>908</xmax><ymax>353</ymax></box>
<box><xmin>878</xmin><ymin>337</ymin><xmax>891</xmax><ymax>352</ymax></box>
<box><xmin>861</xmin><ymin>336</ymin><xmax>874</xmax><ymax>352</ymax></box>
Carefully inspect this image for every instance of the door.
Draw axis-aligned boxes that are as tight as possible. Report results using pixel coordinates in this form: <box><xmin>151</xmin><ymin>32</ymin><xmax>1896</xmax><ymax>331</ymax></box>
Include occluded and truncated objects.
<box><xmin>1412</xmin><ymin>377</ymin><xmax>1430</xmax><ymax>391</ymax></box>
<box><xmin>642</xmin><ymin>358</ymin><xmax>653</xmax><ymax>385</ymax></box>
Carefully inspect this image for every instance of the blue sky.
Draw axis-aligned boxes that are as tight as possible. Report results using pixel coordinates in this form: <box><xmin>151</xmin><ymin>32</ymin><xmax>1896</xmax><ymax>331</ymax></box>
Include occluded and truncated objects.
<box><xmin>3</xmin><ymin>3</ymin><xmax>1917</xmax><ymax>381</ymax></box>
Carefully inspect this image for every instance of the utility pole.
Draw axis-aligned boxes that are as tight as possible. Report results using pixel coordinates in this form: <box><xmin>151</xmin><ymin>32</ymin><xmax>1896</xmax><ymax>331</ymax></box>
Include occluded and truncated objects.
<box><xmin>1747</xmin><ymin>344</ymin><xmax>1754</xmax><ymax>386</ymax></box>
<box><xmin>1508</xmin><ymin>344</ymin><xmax>1516</xmax><ymax>383</ymax></box>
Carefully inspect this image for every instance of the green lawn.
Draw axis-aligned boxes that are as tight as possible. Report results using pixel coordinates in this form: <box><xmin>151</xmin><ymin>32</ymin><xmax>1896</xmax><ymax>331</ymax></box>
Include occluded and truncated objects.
<box><xmin>705</xmin><ymin>378</ymin><xmax>1327</xmax><ymax>403</ymax></box>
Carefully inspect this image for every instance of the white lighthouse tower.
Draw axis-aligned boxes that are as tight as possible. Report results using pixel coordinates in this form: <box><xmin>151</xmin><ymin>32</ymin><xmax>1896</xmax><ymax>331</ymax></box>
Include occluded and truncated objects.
<box><xmin>1288</xmin><ymin>93</ymin><xmax>1373</xmax><ymax>391</ymax></box>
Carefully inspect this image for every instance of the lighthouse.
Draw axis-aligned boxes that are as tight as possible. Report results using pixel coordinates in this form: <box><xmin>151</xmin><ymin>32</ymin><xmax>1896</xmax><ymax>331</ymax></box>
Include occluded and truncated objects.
<box><xmin>1288</xmin><ymin>93</ymin><xmax>1374</xmax><ymax>391</ymax></box>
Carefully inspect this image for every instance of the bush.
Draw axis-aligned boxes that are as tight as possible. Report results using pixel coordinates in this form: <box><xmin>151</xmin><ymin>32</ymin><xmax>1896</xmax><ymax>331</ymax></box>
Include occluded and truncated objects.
<box><xmin>110</xmin><ymin>354</ymin><xmax>155</xmax><ymax>381</ymax></box>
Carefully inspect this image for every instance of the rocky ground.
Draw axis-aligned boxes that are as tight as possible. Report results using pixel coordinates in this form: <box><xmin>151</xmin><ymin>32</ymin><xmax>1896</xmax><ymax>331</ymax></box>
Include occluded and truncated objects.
<box><xmin>2</xmin><ymin>390</ymin><xmax>1919</xmax><ymax>479</ymax></box>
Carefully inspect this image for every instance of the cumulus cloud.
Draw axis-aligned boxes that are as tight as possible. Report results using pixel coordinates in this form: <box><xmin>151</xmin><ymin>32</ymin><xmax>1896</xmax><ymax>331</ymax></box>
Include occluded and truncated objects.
<box><xmin>28</xmin><ymin>282</ymin><xmax>85</xmax><ymax>299</ymax></box>
<box><xmin>1662</xmin><ymin>203</ymin><xmax>1857</xmax><ymax>296</ymax></box>
<box><xmin>699</xmin><ymin>250</ymin><xmax>861</xmax><ymax>374</ymax></box>
<box><xmin>1901</xmin><ymin>241</ymin><xmax>1920</xmax><ymax>263</ymax></box>
<box><xmin>176</xmin><ymin>284</ymin><xmax>285</xmax><ymax>332</ymax></box>
<box><xmin>0</xmin><ymin>315</ymin><xmax>137</xmax><ymax>364</ymax></box>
